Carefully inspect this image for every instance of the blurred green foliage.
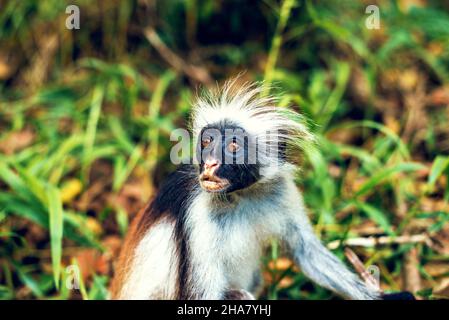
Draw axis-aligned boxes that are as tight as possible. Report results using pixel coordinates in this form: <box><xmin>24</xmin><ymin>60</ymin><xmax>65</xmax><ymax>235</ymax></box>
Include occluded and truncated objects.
<box><xmin>1</xmin><ymin>0</ymin><xmax>449</xmax><ymax>300</ymax></box>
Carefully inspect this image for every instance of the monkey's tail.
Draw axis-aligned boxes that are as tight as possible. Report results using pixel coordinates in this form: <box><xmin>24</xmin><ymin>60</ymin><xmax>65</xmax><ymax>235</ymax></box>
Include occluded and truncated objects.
<box><xmin>294</xmin><ymin>230</ymin><xmax>381</xmax><ymax>300</ymax></box>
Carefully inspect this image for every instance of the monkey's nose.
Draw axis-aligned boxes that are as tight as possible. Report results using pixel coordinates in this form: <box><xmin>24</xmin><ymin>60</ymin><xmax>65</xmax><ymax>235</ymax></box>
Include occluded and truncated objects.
<box><xmin>204</xmin><ymin>158</ymin><xmax>219</xmax><ymax>171</ymax></box>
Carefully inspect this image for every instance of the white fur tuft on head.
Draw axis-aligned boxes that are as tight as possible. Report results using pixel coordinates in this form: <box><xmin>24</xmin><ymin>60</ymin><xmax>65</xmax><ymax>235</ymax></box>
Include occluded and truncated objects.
<box><xmin>190</xmin><ymin>79</ymin><xmax>314</xmax><ymax>171</ymax></box>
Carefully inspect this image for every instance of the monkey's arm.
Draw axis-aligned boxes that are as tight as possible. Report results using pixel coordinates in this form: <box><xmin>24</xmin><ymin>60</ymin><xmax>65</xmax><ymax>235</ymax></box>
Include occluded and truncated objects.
<box><xmin>284</xmin><ymin>216</ymin><xmax>380</xmax><ymax>300</ymax></box>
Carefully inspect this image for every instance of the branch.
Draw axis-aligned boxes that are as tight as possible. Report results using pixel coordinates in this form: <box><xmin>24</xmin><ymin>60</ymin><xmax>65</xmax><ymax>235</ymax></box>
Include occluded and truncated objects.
<box><xmin>143</xmin><ymin>27</ymin><xmax>213</xmax><ymax>86</ymax></box>
<box><xmin>344</xmin><ymin>247</ymin><xmax>381</xmax><ymax>292</ymax></box>
<box><xmin>327</xmin><ymin>234</ymin><xmax>429</xmax><ymax>250</ymax></box>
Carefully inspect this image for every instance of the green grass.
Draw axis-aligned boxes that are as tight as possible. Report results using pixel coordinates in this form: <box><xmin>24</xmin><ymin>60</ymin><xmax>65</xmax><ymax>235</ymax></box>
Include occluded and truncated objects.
<box><xmin>1</xmin><ymin>0</ymin><xmax>449</xmax><ymax>300</ymax></box>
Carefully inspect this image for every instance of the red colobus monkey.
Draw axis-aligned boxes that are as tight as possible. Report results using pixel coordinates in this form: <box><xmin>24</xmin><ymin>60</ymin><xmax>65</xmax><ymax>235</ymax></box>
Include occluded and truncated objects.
<box><xmin>110</xmin><ymin>81</ymin><xmax>380</xmax><ymax>300</ymax></box>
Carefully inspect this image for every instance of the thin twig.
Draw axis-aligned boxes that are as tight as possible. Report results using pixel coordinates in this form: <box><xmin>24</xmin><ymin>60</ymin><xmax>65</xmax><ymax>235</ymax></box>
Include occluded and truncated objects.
<box><xmin>143</xmin><ymin>27</ymin><xmax>213</xmax><ymax>86</ymax></box>
<box><xmin>402</xmin><ymin>247</ymin><xmax>422</xmax><ymax>296</ymax></box>
<box><xmin>327</xmin><ymin>234</ymin><xmax>429</xmax><ymax>250</ymax></box>
<box><xmin>344</xmin><ymin>248</ymin><xmax>381</xmax><ymax>292</ymax></box>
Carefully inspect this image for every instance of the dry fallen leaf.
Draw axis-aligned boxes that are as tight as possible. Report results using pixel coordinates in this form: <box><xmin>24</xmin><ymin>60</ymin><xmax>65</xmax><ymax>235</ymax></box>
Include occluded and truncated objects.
<box><xmin>74</xmin><ymin>249</ymin><xmax>109</xmax><ymax>280</ymax></box>
<box><xmin>424</xmin><ymin>262</ymin><xmax>449</xmax><ymax>277</ymax></box>
<box><xmin>0</xmin><ymin>130</ymin><xmax>35</xmax><ymax>155</ymax></box>
<box><xmin>420</xmin><ymin>198</ymin><xmax>449</xmax><ymax>213</ymax></box>
<box><xmin>427</xmin><ymin>42</ymin><xmax>445</xmax><ymax>56</ymax></box>
<box><xmin>350</xmin><ymin>220</ymin><xmax>384</xmax><ymax>236</ymax></box>
<box><xmin>102</xmin><ymin>235</ymin><xmax>123</xmax><ymax>261</ymax></box>
<box><xmin>268</xmin><ymin>257</ymin><xmax>294</xmax><ymax>272</ymax></box>
<box><xmin>278</xmin><ymin>276</ymin><xmax>294</xmax><ymax>289</ymax></box>
<box><xmin>428</xmin><ymin>86</ymin><xmax>449</xmax><ymax>106</ymax></box>
<box><xmin>434</xmin><ymin>278</ymin><xmax>449</xmax><ymax>298</ymax></box>
<box><xmin>0</xmin><ymin>59</ymin><xmax>11</xmax><ymax>80</ymax></box>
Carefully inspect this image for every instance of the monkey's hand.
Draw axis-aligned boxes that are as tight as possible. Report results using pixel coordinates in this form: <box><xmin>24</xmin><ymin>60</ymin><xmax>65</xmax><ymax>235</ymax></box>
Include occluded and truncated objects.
<box><xmin>381</xmin><ymin>291</ymin><xmax>416</xmax><ymax>300</ymax></box>
<box><xmin>224</xmin><ymin>289</ymin><xmax>255</xmax><ymax>300</ymax></box>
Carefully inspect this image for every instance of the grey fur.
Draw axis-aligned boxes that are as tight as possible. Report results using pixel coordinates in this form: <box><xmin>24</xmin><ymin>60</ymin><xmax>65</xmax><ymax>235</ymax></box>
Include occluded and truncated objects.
<box><xmin>185</xmin><ymin>174</ymin><xmax>380</xmax><ymax>300</ymax></box>
<box><xmin>286</xmin><ymin>223</ymin><xmax>380</xmax><ymax>300</ymax></box>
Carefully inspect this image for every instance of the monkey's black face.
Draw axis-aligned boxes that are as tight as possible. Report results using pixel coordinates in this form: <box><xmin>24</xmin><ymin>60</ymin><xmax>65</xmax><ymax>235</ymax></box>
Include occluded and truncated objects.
<box><xmin>197</xmin><ymin>121</ymin><xmax>261</xmax><ymax>193</ymax></box>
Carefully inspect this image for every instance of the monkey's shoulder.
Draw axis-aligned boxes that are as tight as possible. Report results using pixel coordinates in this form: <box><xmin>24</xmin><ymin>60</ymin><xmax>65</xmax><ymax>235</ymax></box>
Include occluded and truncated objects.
<box><xmin>150</xmin><ymin>165</ymin><xmax>199</xmax><ymax>218</ymax></box>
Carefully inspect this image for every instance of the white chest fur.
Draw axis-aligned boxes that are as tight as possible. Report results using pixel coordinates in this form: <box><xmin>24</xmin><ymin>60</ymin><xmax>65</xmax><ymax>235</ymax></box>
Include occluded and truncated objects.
<box><xmin>120</xmin><ymin>218</ymin><xmax>178</xmax><ymax>299</ymax></box>
<box><xmin>119</xmin><ymin>176</ymin><xmax>304</xmax><ymax>300</ymax></box>
<box><xmin>185</xmin><ymin>186</ymin><xmax>290</xmax><ymax>297</ymax></box>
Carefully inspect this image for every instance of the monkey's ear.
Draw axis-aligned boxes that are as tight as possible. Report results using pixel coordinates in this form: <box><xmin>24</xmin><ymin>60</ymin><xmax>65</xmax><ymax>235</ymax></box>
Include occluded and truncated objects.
<box><xmin>381</xmin><ymin>291</ymin><xmax>416</xmax><ymax>300</ymax></box>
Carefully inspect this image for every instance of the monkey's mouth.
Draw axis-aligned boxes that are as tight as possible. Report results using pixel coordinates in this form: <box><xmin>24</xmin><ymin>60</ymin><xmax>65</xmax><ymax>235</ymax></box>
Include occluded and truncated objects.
<box><xmin>199</xmin><ymin>174</ymin><xmax>230</xmax><ymax>192</ymax></box>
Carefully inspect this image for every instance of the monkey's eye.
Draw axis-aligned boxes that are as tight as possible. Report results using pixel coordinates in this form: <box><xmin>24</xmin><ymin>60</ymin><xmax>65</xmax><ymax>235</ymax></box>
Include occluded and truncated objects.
<box><xmin>227</xmin><ymin>141</ymin><xmax>240</xmax><ymax>153</ymax></box>
<box><xmin>201</xmin><ymin>137</ymin><xmax>212</xmax><ymax>148</ymax></box>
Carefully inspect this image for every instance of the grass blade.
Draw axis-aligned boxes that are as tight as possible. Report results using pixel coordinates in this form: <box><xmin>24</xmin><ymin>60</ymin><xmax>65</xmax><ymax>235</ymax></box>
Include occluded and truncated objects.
<box><xmin>355</xmin><ymin>162</ymin><xmax>425</xmax><ymax>197</ymax></box>
<box><xmin>427</xmin><ymin>156</ymin><xmax>449</xmax><ymax>189</ymax></box>
<box><xmin>82</xmin><ymin>85</ymin><xmax>105</xmax><ymax>182</ymax></box>
<box><xmin>353</xmin><ymin>201</ymin><xmax>395</xmax><ymax>236</ymax></box>
<box><xmin>263</xmin><ymin>0</ymin><xmax>296</xmax><ymax>96</ymax></box>
<box><xmin>147</xmin><ymin>70</ymin><xmax>176</xmax><ymax>171</ymax></box>
<box><xmin>46</xmin><ymin>186</ymin><xmax>64</xmax><ymax>290</ymax></box>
